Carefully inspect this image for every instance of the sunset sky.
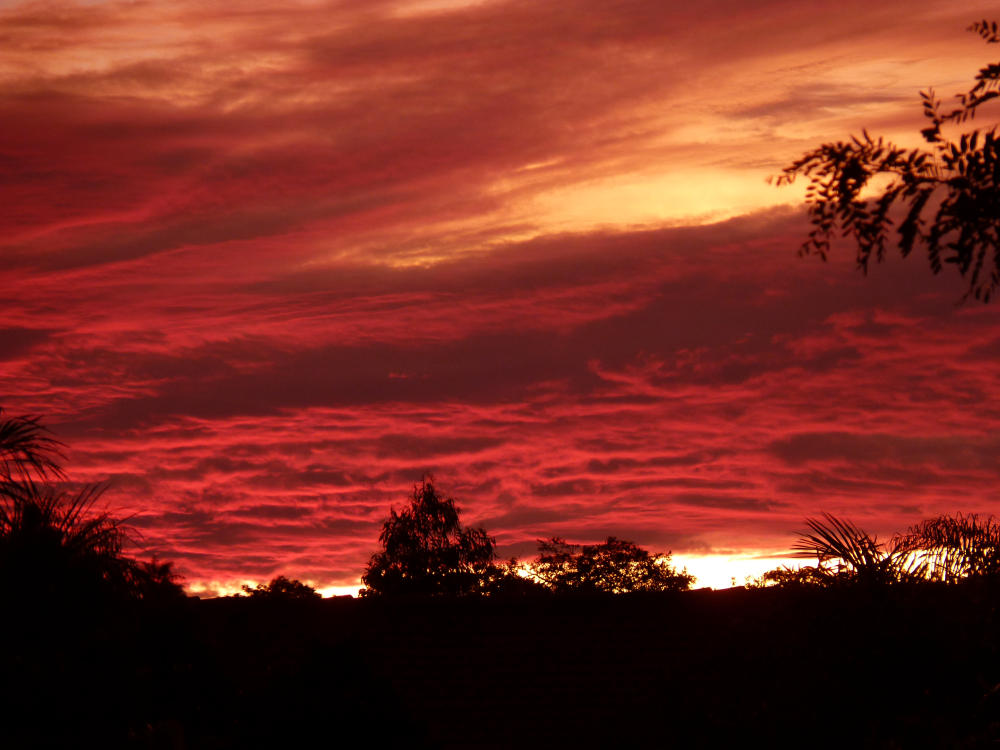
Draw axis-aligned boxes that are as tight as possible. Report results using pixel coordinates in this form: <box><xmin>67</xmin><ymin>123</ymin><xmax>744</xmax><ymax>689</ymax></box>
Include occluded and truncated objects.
<box><xmin>3</xmin><ymin>0</ymin><xmax>1000</xmax><ymax>594</ymax></box>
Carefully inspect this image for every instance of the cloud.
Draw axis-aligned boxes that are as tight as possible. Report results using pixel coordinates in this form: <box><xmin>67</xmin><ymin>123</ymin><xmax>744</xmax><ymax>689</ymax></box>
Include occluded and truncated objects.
<box><xmin>770</xmin><ymin>432</ymin><xmax>1000</xmax><ymax>470</ymax></box>
<box><xmin>0</xmin><ymin>327</ymin><xmax>57</xmax><ymax>361</ymax></box>
<box><xmin>7</xmin><ymin>206</ymin><xmax>990</xmax><ymax>590</ymax></box>
<box><xmin>1</xmin><ymin>0</ymin><xmax>990</xmax><ymax>271</ymax></box>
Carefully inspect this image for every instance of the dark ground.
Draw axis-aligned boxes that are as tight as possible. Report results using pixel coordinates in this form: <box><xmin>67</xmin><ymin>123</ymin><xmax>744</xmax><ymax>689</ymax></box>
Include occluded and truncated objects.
<box><xmin>4</xmin><ymin>584</ymin><xmax>1000</xmax><ymax>748</ymax></box>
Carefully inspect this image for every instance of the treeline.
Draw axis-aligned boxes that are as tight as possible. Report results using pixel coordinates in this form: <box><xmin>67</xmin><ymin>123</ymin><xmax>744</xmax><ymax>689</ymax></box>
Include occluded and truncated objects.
<box><xmin>359</xmin><ymin>478</ymin><xmax>693</xmax><ymax>597</ymax></box>
<box><xmin>359</xmin><ymin>479</ymin><xmax>1000</xmax><ymax>597</ymax></box>
<box><xmin>3</xmin><ymin>407</ymin><xmax>1000</xmax><ymax>602</ymax></box>
<box><xmin>0</xmin><ymin>408</ymin><xmax>696</xmax><ymax>601</ymax></box>
<box><xmin>4</xmin><ymin>408</ymin><xmax>1000</xmax><ymax>748</ymax></box>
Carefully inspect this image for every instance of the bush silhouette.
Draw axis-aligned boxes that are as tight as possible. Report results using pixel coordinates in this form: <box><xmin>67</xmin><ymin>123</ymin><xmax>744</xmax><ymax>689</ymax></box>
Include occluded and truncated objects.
<box><xmin>531</xmin><ymin>536</ymin><xmax>694</xmax><ymax>593</ymax></box>
<box><xmin>774</xmin><ymin>20</ymin><xmax>1000</xmax><ymax>302</ymax></box>
<box><xmin>242</xmin><ymin>574</ymin><xmax>321</xmax><ymax>600</ymax></box>
<box><xmin>746</xmin><ymin>564</ymin><xmax>831</xmax><ymax>589</ymax></box>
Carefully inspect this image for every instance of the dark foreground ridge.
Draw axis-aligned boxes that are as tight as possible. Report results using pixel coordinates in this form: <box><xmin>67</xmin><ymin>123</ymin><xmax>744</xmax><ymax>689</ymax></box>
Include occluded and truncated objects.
<box><xmin>4</xmin><ymin>584</ymin><xmax>1000</xmax><ymax>748</ymax></box>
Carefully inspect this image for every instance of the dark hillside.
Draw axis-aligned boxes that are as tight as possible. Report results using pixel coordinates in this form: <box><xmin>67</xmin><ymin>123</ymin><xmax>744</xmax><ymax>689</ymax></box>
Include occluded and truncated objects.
<box><xmin>5</xmin><ymin>585</ymin><xmax>1000</xmax><ymax>747</ymax></box>
<box><xmin>345</xmin><ymin>587</ymin><xmax>1000</xmax><ymax>747</ymax></box>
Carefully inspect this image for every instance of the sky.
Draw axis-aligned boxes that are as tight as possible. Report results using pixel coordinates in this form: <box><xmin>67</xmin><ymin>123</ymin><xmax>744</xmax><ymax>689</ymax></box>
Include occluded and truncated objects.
<box><xmin>2</xmin><ymin>0</ymin><xmax>1000</xmax><ymax>594</ymax></box>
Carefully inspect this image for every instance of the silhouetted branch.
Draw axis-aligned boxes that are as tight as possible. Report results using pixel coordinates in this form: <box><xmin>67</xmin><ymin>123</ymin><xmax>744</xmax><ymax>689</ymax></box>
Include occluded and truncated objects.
<box><xmin>774</xmin><ymin>22</ymin><xmax>1000</xmax><ymax>302</ymax></box>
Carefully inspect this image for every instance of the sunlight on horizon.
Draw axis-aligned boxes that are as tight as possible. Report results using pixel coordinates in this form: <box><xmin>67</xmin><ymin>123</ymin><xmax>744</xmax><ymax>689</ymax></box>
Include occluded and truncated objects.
<box><xmin>672</xmin><ymin>554</ymin><xmax>804</xmax><ymax>590</ymax></box>
<box><xmin>189</xmin><ymin>557</ymin><xmax>811</xmax><ymax>598</ymax></box>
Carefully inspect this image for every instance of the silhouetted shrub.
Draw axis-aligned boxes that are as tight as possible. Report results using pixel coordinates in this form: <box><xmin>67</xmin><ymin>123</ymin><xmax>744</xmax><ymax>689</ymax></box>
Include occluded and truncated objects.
<box><xmin>531</xmin><ymin>536</ymin><xmax>694</xmax><ymax>593</ymax></box>
<box><xmin>242</xmin><ymin>574</ymin><xmax>322</xmax><ymax>600</ymax></box>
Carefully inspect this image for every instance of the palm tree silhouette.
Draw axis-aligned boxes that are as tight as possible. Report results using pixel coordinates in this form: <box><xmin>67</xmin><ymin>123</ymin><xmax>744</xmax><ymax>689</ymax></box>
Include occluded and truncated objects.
<box><xmin>792</xmin><ymin>513</ymin><xmax>927</xmax><ymax>585</ymax></box>
<box><xmin>899</xmin><ymin>513</ymin><xmax>1000</xmax><ymax>582</ymax></box>
<box><xmin>0</xmin><ymin>408</ymin><xmax>65</xmax><ymax>491</ymax></box>
<box><xmin>0</xmin><ymin>407</ymin><xmax>182</xmax><ymax>601</ymax></box>
<box><xmin>0</xmin><ymin>483</ymin><xmax>133</xmax><ymax>598</ymax></box>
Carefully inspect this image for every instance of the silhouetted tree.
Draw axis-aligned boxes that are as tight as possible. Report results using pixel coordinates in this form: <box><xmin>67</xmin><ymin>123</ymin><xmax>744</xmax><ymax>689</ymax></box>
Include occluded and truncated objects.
<box><xmin>130</xmin><ymin>556</ymin><xmax>186</xmax><ymax>601</ymax></box>
<box><xmin>531</xmin><ymin>536</ymin><xmax>693</xmax><ymax>593</ymax></box>
<box><xmin>898</xmin><ymin>513</ymin><xmax>1000</xmax><ymax>582</ymax></box>
<box><xmin>361</xmin><ymin>479</ymin><xmax>498</xmax><ymax>596</ymax></box>
<box><xmin>242</xmin><ymin>574</ymin><xmax>321</xmax><ymax>600</ymax></box>
<box><xmin>0</xmin><ymin>483</ymin><xmax>187</xmax><ymax>603</ymax></box>
<box><xmin>482</xmin><ymin>557</ymin><xmax>550</xmax><ymax>597</ymax></box>
<box><xmin>0</xmin><ymin>407</ymin><xmax>185</xmax><ymax>602</ymax></box>
<box><xmin>531</xmin><ymin>537</ymin><xmax>578</xmax><ymax>591</ymax></box>
<box><xmin>774</xmin><ymin>20</ymin><xmax>1000</xmax><ymax>301</ymax></box>
<box><xmin>791</xmin><ymin>513</ymin><xmax>926</xmax><ymax>586</ymax></box>
<box><xmin>0</xmin><ymin>483</ymin><xmax>133</xmax><ymax>600</ymax></box>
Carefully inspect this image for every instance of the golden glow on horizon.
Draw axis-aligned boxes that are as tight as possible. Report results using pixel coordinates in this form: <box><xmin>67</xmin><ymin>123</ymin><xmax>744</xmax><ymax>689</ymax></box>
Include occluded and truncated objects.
<box><xmin>671</xmin><ymin>554</ymin><xmax>804</xmax><ymax>590</ymax></box>
<box><xmin>185</xmin><ymin>580</ymin><xmax>248</xmax><ymax>598</ymax></box>
<box><xmin>185</xmin><ymin>579</ymin><xmax>363</xmax><ymax>598</ymax></box>
<box><xmin>188</xmin><ymin>557</ymin><xmax>808</xmax><ymax>598</ymax></box>
<box><xmin>318</xmin><ymin>584</ymin><xmax>365</xmax><ymax>597</ymax></box>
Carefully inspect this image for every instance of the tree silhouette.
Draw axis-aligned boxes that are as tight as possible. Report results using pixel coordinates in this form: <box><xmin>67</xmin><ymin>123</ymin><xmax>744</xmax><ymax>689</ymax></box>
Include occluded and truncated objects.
<box><xmin>482</xmin><ymin>557</ymin><xmax>550</xmax><ymax>596</ymax></box>
<box><xmin>1</xmin><ymin>484</ymin><xmax>129</xmax><ymax>598</ymax></box>
<box><xmin>774</xmin><ymin>20</ymin><xmax>1000</xmax><ymax>302</ymax></box>
<box><xmin>361</xmin><ymin>479</ymin><xmax>498</xmax><ymax>597</ymax></box>
<box><xmin>242</xmin><ymin>575</ymin><xmax>321</xmax><ymax>600</ymax></box>
<box><xmin>0</xmin><ymin>407</ymin><xmax>184</xmax><ymax>602</ymax></box>
<box><xmin>131</xmin><ymin>556</ymin><xmax>186</xmax><ymax>601</ymax></box>
<box><xmin>531</xmin><ymin>536</ymin><xmax>693</xmax><ymax>593</ymax></box>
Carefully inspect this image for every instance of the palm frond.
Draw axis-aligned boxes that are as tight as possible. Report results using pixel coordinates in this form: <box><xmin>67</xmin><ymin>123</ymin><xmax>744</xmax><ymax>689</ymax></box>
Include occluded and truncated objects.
<box><xmin>792</xmin><ymin>513</ymin><xmax>880</xmax><ymax>567</ymax></box>
<box><xmin>899</xmin><ymin>513</ymin><xmax>1000</xmax><ymax>581</ymax></box>
<box><xmin>0</xmin><ymin>481</ymin><xmax>143</xmax><ymax>595</ymax></box>
<box><xmin>0</xmin><ymin>408</ymin><xmax>65</xmax><ymax>488</ymax></box>
<box><xmin>792</xmin><ymin>513</ymin><xmax>924</xmax><ymax>585</ymax></box>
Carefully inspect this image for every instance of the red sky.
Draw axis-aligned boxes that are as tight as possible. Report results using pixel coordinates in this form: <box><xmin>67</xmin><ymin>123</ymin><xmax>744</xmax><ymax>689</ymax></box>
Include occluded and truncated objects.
<box><xmin>3</xmin><ymin>0</ymin><xmax>999</xmax><ymax>593</ymax></box>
